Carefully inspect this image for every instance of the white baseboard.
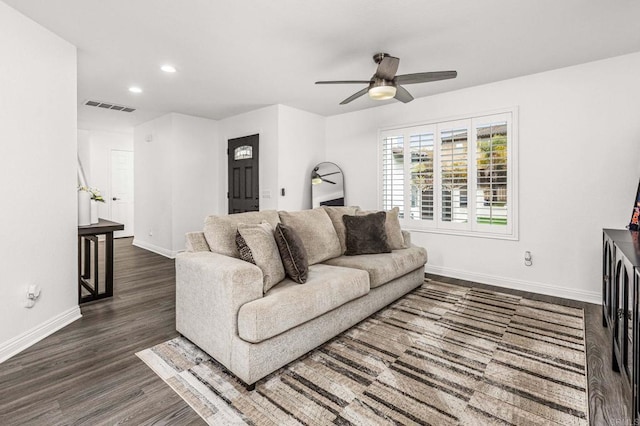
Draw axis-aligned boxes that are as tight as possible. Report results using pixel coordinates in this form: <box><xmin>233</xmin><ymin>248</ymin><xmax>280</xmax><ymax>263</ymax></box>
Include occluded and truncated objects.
<box><xmin>132</xmin><ymin>239</ymin><xmax>181</xmax><ymax>259</ymax></box>
<box><xmin>425</xmin><ymin>265</ymin><xmax>601</xmax><ymax>305</ymax></box>
<box><xmin>0</xmin><ymin>306</ymin><xmax>82</xmax><ymax>363</ymax></box>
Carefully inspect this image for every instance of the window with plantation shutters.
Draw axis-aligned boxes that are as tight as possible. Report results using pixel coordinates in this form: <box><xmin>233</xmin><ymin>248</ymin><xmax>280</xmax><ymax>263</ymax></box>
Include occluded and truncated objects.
<box><xmin>410</xmin><ymin>132</ymin><xmax>434</xmax><ymax>221</ymax></box>
<box><xmin>475</xmin><ymin>119</ymin><xmax>508</xmax><ymax>227</ymax></box>
<box><xmin>379</xmin><ymin>109</ymin><xmax>517</xmax><ymax>239</ymax></box>
<box><xmin>440</xmin><ymin>124</ymin><xmax>468</xmax><ymax>225</ymax></box>
<box><xmin>381</xmin><ymin>135</ymin><xmax>405</xmax><ymax>218</ymax></box>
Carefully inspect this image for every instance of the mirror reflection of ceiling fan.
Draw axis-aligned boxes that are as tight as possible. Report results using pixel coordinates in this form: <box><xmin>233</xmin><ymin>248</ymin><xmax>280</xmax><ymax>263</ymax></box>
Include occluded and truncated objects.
<box><xmin>312</xmin><ymin>168</ymin><xmax>340</xmax><ymax>185</ymax></box>
<box><xmin>316</xmin><ymin>53</ymin><xmax>457</xmax><ymax>105</ymax></box>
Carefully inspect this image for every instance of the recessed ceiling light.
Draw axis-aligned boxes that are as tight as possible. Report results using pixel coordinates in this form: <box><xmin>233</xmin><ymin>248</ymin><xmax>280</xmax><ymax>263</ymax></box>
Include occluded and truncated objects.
<box><xmin>161</xmin><ymin>64</ymin><xmax>177</xmax><ymax>73</ymax></box>
<box><xmin>128</xmin><ymin>86</ymin><xmax>142</xmax><ymax>93</ymax></box>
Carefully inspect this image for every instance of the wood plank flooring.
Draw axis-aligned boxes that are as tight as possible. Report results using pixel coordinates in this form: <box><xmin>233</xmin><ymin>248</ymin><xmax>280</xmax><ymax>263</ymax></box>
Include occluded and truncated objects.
<box><xmin>0</xmin><ymin>238</ymin><xmax>204</xmax><ymax>425</ymax></box>
<box><xmin>0</xmin><ymin>238</ymin><xmax>628</xmax><ymax>425</ymax></box>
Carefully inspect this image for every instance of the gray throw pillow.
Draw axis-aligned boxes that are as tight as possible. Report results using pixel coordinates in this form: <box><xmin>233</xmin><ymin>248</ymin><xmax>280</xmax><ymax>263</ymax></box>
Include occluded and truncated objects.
<box><xmin>343</xmin><ymin>212</ymin><xmax>391</xmax><ymax>255</ymax></box>
<box><xmin>274</xmin><ymin>223</ymin><xmax>309</xmax><ymax>284</ymax></box>
<box><xmin>236</xmin><ymin>222</ymin><xmax>285</xmax><ymax>293</ymax></box>
<box><xmin>356</xmin><ymin>207</ymin><xmax>406</xmax><ymax>250</ymax></box>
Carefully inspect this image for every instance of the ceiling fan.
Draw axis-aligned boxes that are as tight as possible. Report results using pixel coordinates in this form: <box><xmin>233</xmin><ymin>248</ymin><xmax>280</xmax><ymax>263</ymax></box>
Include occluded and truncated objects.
<box><xmin>316</xmin><ymin>53</ymin><xmax>457</xmax><ymax>105</ymax></box>
<box><xmin>311</xmin><ymin>167</ymin><xmax>339</xmax><ymax>185</ymax></box>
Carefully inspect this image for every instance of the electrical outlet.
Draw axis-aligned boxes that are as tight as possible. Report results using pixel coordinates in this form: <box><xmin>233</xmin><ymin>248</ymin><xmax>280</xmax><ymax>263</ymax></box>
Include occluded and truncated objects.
<box><xmin>25</xmin><ymin>284</ymin><xmax>41</xmax><ymax>308</ymax></box>
<box><xmin>524</xmin><ymin>251</ymin><xmax>532</xmax><ymax>266</ymax></box>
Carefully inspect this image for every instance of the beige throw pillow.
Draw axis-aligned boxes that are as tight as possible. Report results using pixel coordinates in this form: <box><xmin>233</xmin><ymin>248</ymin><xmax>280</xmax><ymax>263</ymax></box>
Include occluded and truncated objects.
<box><xmin>236</xmin><ymin>221</ymin><xmax>285</xmax><ymax>293</ymax></box>
<box><xmin>278</xmin><ymin>209</ymin><xmax>342</xmax><ymax>265</ymax></box>
<box><xmin>356</xmin><ymin>207</ymin><xmax>407</xmax><ymax>250</ymax></box>
<box><xmin>321</xmin><ymin>206</ymin><xmax>359</xmax><ymax>254</ymax></box>
<box><xmin>204</xmin><ymin>210</ymin><xmax>280</xmax><ymax>258</ymax></box>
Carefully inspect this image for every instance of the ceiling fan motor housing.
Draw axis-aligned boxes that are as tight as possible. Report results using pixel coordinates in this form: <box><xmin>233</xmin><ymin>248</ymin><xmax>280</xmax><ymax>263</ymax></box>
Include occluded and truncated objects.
<box><xmin>369</xmin><ymin>78</ymin><xmax>397</xmax><ymax>100</ymax></box>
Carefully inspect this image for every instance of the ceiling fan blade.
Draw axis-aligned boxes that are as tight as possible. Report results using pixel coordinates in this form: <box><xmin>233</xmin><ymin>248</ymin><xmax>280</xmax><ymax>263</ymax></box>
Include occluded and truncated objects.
<box><xmin>315</xmin><ymin>80</ymin><xmax>371</xmax><ymax>85</ymax></box>
<box><xmin>322</xmin><ymin>178</ymin><xmax>336</xmax><ymax>184</ymax></box>
<box><xmin>395</xmin><ymin>71</ymin><xmax>457</xmax><ymax>85</ymax></box>
<box><xmin>340</xmin><ymin>87</ymin><xmax>369</xmax><ymax>105</ymax></box>
<box><xmin>375</xmin><ymin>55</ymin><xmax>400</xmax><ymax>80</ymax></box>
<box><xmin>394</xmin><ymin>85</ymin><xmax>414</xmax><ymax>103</ymax></box>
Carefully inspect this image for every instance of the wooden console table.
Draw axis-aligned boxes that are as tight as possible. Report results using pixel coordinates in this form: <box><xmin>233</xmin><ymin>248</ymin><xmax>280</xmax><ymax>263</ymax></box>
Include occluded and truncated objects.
<box><xmin>603</xmin><ymin>228</ymin><xmax>640</xmax><ymax>422</ymax></box>
<box><xmin>78</xmin><ymin>219</ymin><xmax>124</xmax><ymax>304</ymax></box>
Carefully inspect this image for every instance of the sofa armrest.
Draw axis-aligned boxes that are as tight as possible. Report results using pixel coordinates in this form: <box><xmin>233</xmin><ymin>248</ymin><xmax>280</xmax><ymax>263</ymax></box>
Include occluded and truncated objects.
<box><xmin>401</xmin><ymin>230</ymin><xmax>411</xmax><ymax>247</ymax></box>
<box><xmin>175</xmin><ymin>251</ymin><xmax>263</xmax><ymax>365</ymax></box>
<box><xmin>185</xmin><ymin>231</ymin><xmax>210</xmax><ymax>252</ymax></box>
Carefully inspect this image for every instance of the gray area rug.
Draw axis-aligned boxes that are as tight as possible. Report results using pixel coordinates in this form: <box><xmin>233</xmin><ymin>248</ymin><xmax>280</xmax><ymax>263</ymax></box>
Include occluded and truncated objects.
<box><xmin>137</xmin><ymin>280</ymin><xmax>589</xmax><ymax>425</ymax></box>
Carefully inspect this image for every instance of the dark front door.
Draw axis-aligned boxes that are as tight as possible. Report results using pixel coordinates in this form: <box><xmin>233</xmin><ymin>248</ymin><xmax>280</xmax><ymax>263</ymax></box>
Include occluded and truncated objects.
<box><xmin>228</xmin><ymin>134</ymin><xmax>259</xmax><ymax>213</ymax></box>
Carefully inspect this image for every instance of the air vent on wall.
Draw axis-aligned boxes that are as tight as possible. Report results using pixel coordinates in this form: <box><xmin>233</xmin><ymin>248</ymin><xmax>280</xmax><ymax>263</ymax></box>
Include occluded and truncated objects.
<box><xmin>84</xmin><ymin>100</ymin><xmax>136</xmax><ymax>113</ymax></box>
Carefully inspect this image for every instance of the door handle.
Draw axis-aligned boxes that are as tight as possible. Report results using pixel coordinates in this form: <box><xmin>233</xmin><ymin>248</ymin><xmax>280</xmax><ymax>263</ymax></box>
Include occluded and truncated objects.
<box><xmin>112</xmin><ymin>197</ymin><xmax>120</xmax><ymax>201</ymax></box>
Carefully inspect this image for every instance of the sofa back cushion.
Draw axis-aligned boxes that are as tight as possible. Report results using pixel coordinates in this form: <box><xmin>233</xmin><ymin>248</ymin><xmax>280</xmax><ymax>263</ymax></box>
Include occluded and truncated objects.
<box><xmin>236</xmin><ymin>222</ymin><xmax>285</xmax><ymax>293</ymax></box>
<box><xmin>204</xmin><ymin>210</ymin><xmax>280</xmax><ymax>258</ymax></box>
<box><xmin>321</xmin><ymin>206</ymin><xmax>359</xmax><ymax>254</ymax></box>
<box><xmin>278</xmin><ymin>209</ymin><xmax>341</xmax><ymax>265</ymax></box>
<box><xmin>356</xmin><ymin>207</ymin><xmax>407</xmax><ymax>250</ymax></box>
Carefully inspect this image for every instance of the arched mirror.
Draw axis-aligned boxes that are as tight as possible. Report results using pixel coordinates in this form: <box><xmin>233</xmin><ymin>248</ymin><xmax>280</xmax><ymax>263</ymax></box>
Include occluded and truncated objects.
<box><xmin>311</xmin><ymin>162</ymin><xmax>345</xmax><ymax>208</ymax></box>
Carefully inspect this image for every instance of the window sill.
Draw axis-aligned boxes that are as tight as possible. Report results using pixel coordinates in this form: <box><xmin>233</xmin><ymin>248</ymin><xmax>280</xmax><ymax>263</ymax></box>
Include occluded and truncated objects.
<box><xmin>403</xmin><ymin>225</ymin><xmax>519</xmax><ymax>241</ymax></box>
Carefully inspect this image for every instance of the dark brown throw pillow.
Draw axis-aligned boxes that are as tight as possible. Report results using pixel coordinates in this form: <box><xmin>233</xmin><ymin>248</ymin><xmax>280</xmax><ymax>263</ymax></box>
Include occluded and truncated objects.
<box><xmin>343</xmin><ymin>211</ymin><xmax>391</xmax><ymax>255</ymax></box>
<box><xmin>274</xmin><ymin>223</ymin><xmax>309</xmax><ymax>283</ymax></box>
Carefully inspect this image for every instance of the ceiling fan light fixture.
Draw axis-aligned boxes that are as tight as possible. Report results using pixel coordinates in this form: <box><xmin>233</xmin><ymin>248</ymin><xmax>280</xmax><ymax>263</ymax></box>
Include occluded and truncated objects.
<box><xmin>311</xmin><ymin>170</ymin><xmax>323</xmax><ymax>185</ymax></box>
<box><xmin>368</xmin><ymin>81</ymin><xmax>397</xmax><ymax>100</ymax></box>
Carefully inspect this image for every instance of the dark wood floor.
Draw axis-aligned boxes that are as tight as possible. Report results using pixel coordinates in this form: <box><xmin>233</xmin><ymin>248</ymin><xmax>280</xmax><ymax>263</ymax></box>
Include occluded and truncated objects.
<box><xmin>0</xmin><ymin>238</ymin><xmax>204</xmax><ymax>425</ymax></box>
<box><xmin>0</xmin><ymin>238</ymin><xmax>628</xmax><ymax>425</ymax></box>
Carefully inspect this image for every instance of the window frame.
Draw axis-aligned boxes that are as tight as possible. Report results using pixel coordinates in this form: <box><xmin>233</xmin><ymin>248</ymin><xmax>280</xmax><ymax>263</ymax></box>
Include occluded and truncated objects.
<box><xmin>378</xmin><ymin>107</ymin><xmax>519</xmax><ymax>240</ymax></box>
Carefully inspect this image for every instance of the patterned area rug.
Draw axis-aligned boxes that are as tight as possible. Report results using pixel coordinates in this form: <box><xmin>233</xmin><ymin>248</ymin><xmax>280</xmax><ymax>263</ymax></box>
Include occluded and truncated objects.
<box><xmin>137</xmin><ymin>280</ymin><xmax>589</xmax><ymax>425</ymax></box>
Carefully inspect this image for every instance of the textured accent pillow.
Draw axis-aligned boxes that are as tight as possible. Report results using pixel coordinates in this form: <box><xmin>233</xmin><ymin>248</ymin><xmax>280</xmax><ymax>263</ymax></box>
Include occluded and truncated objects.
<box><xmin>356</xmin><ymin>207</ymin><xmax>407</xmax><ymax>250</ymax></box>
<box><xmin>321</xmin><ymin>206</ymin><xmax>359</xmax><ymax>254</ymax></box>
<box><xmin>278</xmin><ymin>209</ymin><xmax>342</xmax><ymax>265</ymax></box>
<box><xmin>204</xmin><ymin>210</ymin><xmax>280</xmax><ymax>258</ymax></box>
<box><xmin>236</xmin><ymin>222</ymin><xmax>285</xmax><ymax>293</ymax></box>
<box><xmin>274</xmin><ymin>223</ymin><xmax>309</xmax><ymax>284</ymax></box>
<box><xmin>343</xmin><ymin>211</ymin><xmax>392</xmax><ymax>256</ymax></box>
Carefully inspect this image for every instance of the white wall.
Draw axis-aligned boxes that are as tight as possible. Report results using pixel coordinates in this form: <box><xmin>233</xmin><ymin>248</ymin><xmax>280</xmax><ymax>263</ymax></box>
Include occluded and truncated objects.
<box><xmin>77</xmin><ymin>129</ymin><xmax>91</xmax><ymax>183</ymax></box>
<box><xmin>134</xmin><ymin>113</ymin><xmax>218</xmax><ymax>256</ymax></box>
<box><xmin>134</xmin><ymin>114</ymin><xmax>173</xmax><ymax>254</ymax></box>
<box><xmin>170</xmin><ymin>114</ymin><xmax>218</xmax><ymax>252</ymax></box>
<box><xmin>277</xmin><ymin>105</ymin><xmax>326</xmax><ymax>211</ymax></box>
<box><xmin>326</xmin><ymin>52</ymin><xmax>640</xmax><ymax>303</ymax></box>
<box><xmin>0</xmin><ymin>2</ymin><xmax>80</xmax><ymax>361</ymax></box>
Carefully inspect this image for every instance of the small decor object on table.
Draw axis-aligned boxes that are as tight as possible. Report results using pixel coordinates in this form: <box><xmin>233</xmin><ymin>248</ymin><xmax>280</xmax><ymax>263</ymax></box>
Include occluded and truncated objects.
<box><xmin>78</xmin><ymin>186</ymin><xmax>106</xmax><ymax>225</ymax></box>
<box><xmin>88</xmin><ymin>187</ymin><xmax>105</xmax><ymax>224</ymax></box>
<box><xmin>77</xmin><ymin>186</ymin><xmax>91</xmax><ymax>226</ymax></box>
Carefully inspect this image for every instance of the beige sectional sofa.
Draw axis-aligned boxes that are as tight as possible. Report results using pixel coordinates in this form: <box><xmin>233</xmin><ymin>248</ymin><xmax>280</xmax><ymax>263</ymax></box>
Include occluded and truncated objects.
<box><xmin>175</xmin><ymin>207</ymin><xmax>428</xmax><ymax>389</ymax></box>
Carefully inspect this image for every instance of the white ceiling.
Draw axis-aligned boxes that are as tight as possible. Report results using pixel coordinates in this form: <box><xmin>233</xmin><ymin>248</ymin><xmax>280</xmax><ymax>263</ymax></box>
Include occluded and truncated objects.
<box><xmin>5</xmin><ymin>0</ymin><xmax>640</xmax><ymax>132</ymax></box>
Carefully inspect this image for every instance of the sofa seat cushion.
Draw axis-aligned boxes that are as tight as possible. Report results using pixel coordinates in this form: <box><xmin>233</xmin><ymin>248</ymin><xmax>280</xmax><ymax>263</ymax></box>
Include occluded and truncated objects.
<box><xmin>237</xmin><ymin>264</ymin><xmax>369</xmax><ymax>343</ymax></box>
<box><xmin>323</xmin><ymin>246</ymin><xmax>428</xmax><ymax>289</ymax></box>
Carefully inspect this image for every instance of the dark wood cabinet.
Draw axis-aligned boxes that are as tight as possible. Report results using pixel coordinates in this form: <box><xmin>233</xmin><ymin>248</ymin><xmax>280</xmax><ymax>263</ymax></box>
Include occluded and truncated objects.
<box><xmin>603</xmin><ymin>229</ymin><xmax>640</xmax><ymax>422</ymax></box>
